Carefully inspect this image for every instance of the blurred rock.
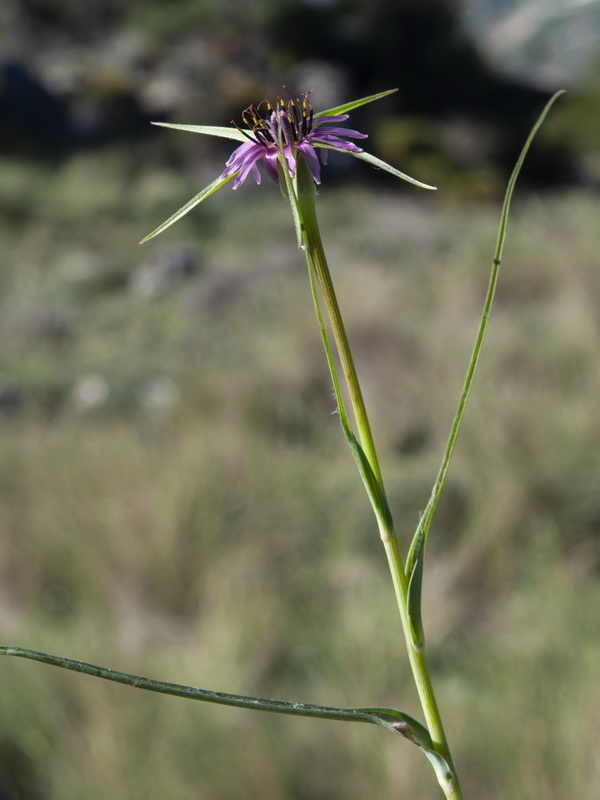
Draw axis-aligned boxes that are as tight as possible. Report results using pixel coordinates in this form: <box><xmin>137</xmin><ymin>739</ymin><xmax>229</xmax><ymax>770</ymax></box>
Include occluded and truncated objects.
<box><xmin>60</xmin><ymin>250</ymin><xmax>128</xmax><ymax>296</ymax></box>
<box><xmin>0</xmin><ymin>60</ymin><xmax>71</xmax><ymax>156</ymax></box>
<box><xmin>0</xmin><ymin>374</ymin><xmax>23</xmax><ymax>418</ymax></box>
<box><xmin>1</xmin><ymin>298</ymin><xmax>79</xmax><ymax>351</ymax></box>
<box><xmin>70</xmin><ymin>375</ymin><xmax>110</xmax><ymax>413</ymax></box>
<box><xmin>461</xmin><ymin>0</ymin><xmax>600</xmax><ymax>89</ymax></box>
<box><xmin>0</xmin><ymin>56</ymin><xmax>155</xmax><ymax>159</ymax></box>
<box><xmin>31</xmin><ymin>308</ymin><xmax>77</xmax><ymax>347</ymax></box>
<box><xmin>130</xmin><ymin>244</ymin><xmax>201</xmax><ymax>298</ymax></box>
<box><xmin>394</xmin><ymin>424</ymin><xmax>431</xmax><ymax>457</ymax></box>
<box><xmin>290</xmin><ymin>60</ymin><xmax>351</xmax><ymax>109</ymax></box>
<box><xmin>438</xmin><ymin>117</ymin><xmax>498</xmax><ymax>169</ymax></box>
<box><xmin>139</xmin><ymin>376</ymin><xmax>180</xmax><ymax>412</ymax></box>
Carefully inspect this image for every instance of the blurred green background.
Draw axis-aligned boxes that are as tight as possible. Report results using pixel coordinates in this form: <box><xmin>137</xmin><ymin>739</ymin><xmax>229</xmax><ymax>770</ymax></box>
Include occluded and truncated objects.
<box><xmin>1</xmin><ymin>2</ymin><xmax>599</xmax><ymax>799</ymax></box>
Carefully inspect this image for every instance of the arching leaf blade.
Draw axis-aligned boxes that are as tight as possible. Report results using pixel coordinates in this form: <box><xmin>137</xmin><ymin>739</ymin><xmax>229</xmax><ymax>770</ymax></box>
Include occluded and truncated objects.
<box><xmin>1</xmin><ymin>646</ymin><xmax>427</xmax><ymax>741</ymax></box>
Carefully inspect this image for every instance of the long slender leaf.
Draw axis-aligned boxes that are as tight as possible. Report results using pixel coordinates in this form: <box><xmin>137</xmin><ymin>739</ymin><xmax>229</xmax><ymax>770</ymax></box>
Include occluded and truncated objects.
<box><xmin>405</xmin><ymin>90</ymin><xmax>566</xmax><ymax>603</ymax></box>
<box><xmin>417</xmin><ymin>89</ymin><xmax>566</xmax><ymax>545</ymax></box>
<box><xmin>0</xmin><ymin>646</ymin><xmax>427</xmax><ymax>743</ymax></box>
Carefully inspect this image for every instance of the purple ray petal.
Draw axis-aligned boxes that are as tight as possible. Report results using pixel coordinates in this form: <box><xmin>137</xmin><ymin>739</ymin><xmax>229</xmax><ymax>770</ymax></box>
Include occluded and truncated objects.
<box><xmin>282</xmin><ymin>143</ymin><xmax>297</xmax><ymax>176</ymax></box>
<box><xmin>296</xmin><ymin>141</ymin><xmax>322</xmax><ymax>184</ymax></box>
<box><xmin>233</xmin><ymin>157</ymin><xmax>262</xmax><ymax>189</ymax></box>
<box><xmin>313</xmin><ymin>136</ymin><xmax>364</xmax><ymax>153</ymax></box>
<box><xmin>313</xmin><ymin>114</ymin><xmax>350</xmax><ymax>125</ymax></box>
<box><xmin>222</xmin><ymin>141</ymin><xmax>262</xmax><ymax>177</ymax></box>
<box><xmin>263</xmin><ymin>150</ymin><xmax>281</xmax><ymax>184</ymax></box>
<box><xmin>313</xmin><ymin>126</ymin><xmax>367</xmax><ymax>139</ymax></box>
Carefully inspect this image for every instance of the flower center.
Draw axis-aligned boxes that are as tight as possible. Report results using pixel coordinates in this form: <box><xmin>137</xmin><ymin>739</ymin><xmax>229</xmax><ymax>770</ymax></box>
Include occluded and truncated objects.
<box><xmin>234</xmin><ymin>91</ymin><xmax>315</xmax><ymax>148</ymax></box>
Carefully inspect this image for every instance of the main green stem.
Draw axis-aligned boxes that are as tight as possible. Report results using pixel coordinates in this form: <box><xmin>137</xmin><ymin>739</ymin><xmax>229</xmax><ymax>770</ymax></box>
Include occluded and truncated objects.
<box><xmin>294</xmin><ymin>160</ymin><xmax>462</xmax><ymax>800</ymax></box>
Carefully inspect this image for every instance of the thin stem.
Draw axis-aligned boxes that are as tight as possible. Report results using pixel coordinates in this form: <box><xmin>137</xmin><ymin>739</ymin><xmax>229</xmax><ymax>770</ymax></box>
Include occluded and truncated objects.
<box><xmin>295</xmin><ymin>165</ymin><xmax>383</xmax><ymax>488</ymax></box>
<box><xmin>293</xmin><ymin>159</ymin><xmax>462</xmax><ymax>800</ymax></box>
<box><xmin>382</xmin><ymin>538</ymin><xmax>461</xmax><ymax>799</ymax></box>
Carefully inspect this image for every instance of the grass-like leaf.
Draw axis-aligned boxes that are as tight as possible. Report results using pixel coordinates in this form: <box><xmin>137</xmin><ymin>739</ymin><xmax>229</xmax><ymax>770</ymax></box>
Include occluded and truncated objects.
<box><xmin>405</xmin><ymin>90</ymin><xmax>566</xmax><ymax>598</ymax></box>
<box><xmin>0</xmin><ymin>645</ymin><xmax>429</xmax><ymax>744</ymax></box>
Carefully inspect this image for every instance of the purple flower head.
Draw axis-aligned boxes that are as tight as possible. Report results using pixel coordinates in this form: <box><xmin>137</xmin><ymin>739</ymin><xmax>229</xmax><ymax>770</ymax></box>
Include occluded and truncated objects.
<box><xmin>141</xmin><ymin>89</ymin><xmax>436</xmax><ymax>244</ymax></box>
<box><xmin>220</xmin><ymin>91</ymin><xmax>368</xmax><ymax>189</ymax></box>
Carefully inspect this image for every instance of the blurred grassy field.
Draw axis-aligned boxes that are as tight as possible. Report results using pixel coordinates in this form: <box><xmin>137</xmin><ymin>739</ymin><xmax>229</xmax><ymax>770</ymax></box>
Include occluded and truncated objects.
<box><xmin>1</xmin><ymin>146</ymin><xmax>599</xmax><ymax>799</ymax></box>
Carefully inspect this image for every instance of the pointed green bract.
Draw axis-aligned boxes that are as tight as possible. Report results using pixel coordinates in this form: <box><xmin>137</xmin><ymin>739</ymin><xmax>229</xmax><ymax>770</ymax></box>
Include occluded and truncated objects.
<box><xmin>315</xmin><ymin>144</ymin><xmax>436</xmax><ymax>190</ymax></box>
<box><xmin>151</xmin><ymin>122</ymin><xmax>250</xmax><ymax>142</ymax></box>
<box><xmin>315</xmin><ymin>88</ymin><xmax>398</xmax><ymax>118</ymax></box>
<box><xmin>140</xmin><ymin>171</ymin><xmax>238</xmax><ymax>243</ymax></box>
<box><xmin>350</xmin><ymin>149</ymin><xmax>437</xmax><ymax>190</ymax></box>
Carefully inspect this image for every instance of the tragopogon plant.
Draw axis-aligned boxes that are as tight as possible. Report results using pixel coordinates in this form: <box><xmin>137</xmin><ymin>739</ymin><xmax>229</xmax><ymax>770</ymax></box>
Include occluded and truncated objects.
<box><xmin>0</xmin><ymin>87</ymin><xmax>564</xmax><ymax>799</ymax></box>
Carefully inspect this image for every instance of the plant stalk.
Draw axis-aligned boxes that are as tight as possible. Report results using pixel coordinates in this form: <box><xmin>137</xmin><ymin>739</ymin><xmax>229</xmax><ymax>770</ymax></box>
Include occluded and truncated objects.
<box><xmin>294</xmin><ymin>159</ymin><xmax>462</xmax><ymax>799</ymax></box>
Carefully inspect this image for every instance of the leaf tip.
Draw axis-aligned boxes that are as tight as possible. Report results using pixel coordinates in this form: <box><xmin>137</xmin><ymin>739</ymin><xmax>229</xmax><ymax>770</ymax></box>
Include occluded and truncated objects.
<box><xmin>139</xmin><ymin>231</ymin><xmax>157</xmax><ymax>245</ymax></box>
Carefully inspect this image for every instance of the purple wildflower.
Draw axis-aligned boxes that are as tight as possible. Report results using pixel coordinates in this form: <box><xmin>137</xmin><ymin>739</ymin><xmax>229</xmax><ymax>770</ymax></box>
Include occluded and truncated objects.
<box><xmin>141</xmin><ymin>89</ymin><xmax>435</xmax><ymax>243</ymax></box>
<box><xmin>221</xmin><ymin>92</ymin><xmax>368</xmax><ymax>189</ymax></box>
